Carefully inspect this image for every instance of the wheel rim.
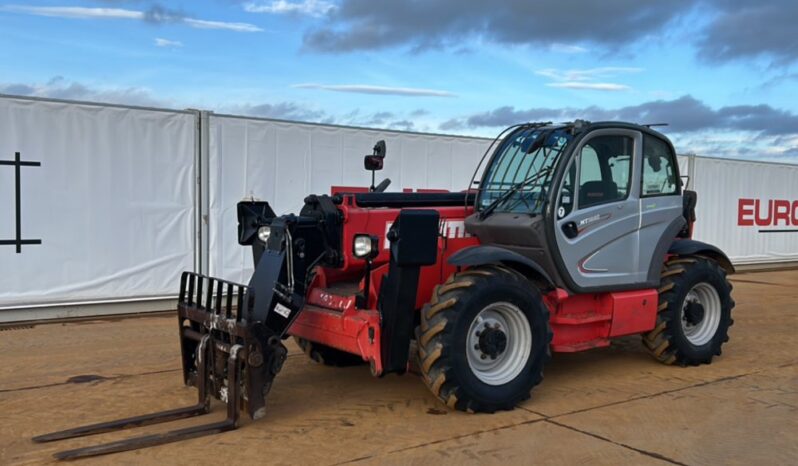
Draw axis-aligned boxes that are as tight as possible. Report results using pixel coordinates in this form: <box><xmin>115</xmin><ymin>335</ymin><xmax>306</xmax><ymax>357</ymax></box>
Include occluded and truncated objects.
<box><xmin>466</xmin><ymin>302</ymin><xmax>532</xmax><ymax>386</ymax></box>
<box><xmin>681</xmin><ymin>282</ymin><xmax>722</xmax><ymax>346</ymax></box>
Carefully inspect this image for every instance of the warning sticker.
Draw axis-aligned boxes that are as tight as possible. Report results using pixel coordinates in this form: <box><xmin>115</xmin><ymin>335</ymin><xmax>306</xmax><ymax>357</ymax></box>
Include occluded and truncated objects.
<box><xmin>273</xmin><ymin>302</ymin><xmax>292</xmax><ymax>318</ymax></box>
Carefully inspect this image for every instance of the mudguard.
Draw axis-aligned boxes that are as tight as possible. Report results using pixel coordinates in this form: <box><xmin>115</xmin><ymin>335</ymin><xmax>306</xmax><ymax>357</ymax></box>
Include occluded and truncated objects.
<box><xmin>669</xmin><ymin>239</ymin><xmax>735</xmax><ymax>273</ymax></box>
<box><xmin>448</xmin><ymin>245</ymin><xmax>555</xmax><ymax>287</ymax></box>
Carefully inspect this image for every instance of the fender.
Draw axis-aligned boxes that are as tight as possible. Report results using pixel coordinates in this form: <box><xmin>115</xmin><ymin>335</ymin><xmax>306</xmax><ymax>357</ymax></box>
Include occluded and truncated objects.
<box><xmin>448</xmin><ymin>245</ymin><xmax>555</xmax><ymax>288</ymax></box>
<box><xmin>668</xmin><ymin>239</ymin><xmax>735</xmax><ymax>273</ymax></box>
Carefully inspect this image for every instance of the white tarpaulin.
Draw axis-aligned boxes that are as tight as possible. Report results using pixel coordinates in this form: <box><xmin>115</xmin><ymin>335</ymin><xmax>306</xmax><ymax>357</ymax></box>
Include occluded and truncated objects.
<box><xmin>1</xmin><ymin>95</ymin><xmax>796</xmax><ymax>319</ymax></box>
<box><xmin>691</xmin><ymin>156</ymin><xmax>798</xmax><ymax>264</ymax></box>
<box><xmin>208</xmin><ymin>115</ymin><xmax>491</xmax><ymax>283</ymax></box>
<box><xmin>0</xmin><ymin>97</ymin><xmax>196</xmax><ymax>307</ymax></box>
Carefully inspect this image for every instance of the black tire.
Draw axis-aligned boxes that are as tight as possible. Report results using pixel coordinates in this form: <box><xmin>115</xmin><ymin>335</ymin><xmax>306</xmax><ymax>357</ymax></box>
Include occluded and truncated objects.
<box><xmin>417</xmin><ymin>266</ymin><xmax>552</xmax><ymax>413</ymax></box>
<box><xmin>643</xmin><ymin>256</ymin><xmax>734</xmax><ymax>366</ymax></box>
<box><xmin>293</xmin><ymin>337</ymin><xmax>364</xmax><ymax>367</ymax></box>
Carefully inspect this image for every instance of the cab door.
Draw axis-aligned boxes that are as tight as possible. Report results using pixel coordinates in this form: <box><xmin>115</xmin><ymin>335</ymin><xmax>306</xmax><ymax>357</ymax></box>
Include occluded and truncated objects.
<box><xmin>553</xmin><ymin>129</ymin><xmax>644</xmax><ymax>290</ymax></box>
<box><xmin>637</xmin><ymin>135</ymin><xmax>684</xmax><ymax>279</ymax></box>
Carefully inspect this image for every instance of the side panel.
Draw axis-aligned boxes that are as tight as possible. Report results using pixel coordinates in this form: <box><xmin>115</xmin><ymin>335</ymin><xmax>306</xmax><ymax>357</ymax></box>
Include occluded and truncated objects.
<box><xmin>547</xmin><ymin>288</ymin><xmax>658</xmax><ymax>352</ymax></box>
<box><xmin>607</xmin><ymin>289</ymin><xmax>658</xmax><ymax>337</ymax></box>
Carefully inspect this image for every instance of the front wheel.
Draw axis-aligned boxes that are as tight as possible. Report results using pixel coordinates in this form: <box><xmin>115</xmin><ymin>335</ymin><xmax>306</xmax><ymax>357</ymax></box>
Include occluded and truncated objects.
<box><xmin>644</xmin><ymin>256</ymin><xmax>735</xmax><ymax>365</ymax></box>
<box><xmin>417</xmin><ymin>266</ymin><xmax>552</xmax><ymax>413</ymax></box>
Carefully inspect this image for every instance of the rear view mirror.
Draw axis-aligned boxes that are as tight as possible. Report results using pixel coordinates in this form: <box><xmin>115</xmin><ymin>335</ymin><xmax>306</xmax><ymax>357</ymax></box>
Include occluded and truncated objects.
<box><xmin>364</xmin><ymin>155</ymin><xmax>384</xmax><ymax>171</ymax></box>
<box><xmin>364</xmin><ymin>140</ymin><xmax>386</xmax><ymax>171</ymax></box>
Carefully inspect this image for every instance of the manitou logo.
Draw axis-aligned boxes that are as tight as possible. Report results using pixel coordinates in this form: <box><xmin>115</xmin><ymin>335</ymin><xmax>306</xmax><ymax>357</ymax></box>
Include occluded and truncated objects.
<box><xmin>384</xmin><ymin>219</ymin><xmax>471</xmax><ymax>249</ymax></box>
<box><xmin>737</xmin><ymin>198</ymin><xmax>798</xmax><ymax>232</ymax></box>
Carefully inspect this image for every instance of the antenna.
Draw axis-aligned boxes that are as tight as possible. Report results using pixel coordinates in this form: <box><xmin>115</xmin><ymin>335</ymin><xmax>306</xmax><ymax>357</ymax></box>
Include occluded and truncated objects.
<box><xmin>643</xmin><ymin>123</ymin><xmax>669</xmax><ymax>128</ymax></box>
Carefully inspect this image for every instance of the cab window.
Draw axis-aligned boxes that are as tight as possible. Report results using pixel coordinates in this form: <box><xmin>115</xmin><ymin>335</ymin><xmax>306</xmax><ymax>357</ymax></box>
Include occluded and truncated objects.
<box><xmin>577</xmin><ymin>135</ymin><xmax>633</xmax><ymax>209</ymax></box>
<box><xmin>642</xmin><ymin>136</ymin><xmax>679</xmax><ymax>197</ymax></box>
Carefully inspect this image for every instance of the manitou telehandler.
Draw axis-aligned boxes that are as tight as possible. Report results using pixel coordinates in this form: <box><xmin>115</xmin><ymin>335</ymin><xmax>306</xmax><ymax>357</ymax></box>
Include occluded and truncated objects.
<box><xmin>35</xmin><ymin>121</ymin><xmax>735</xmax><ymax>459</ymax></box>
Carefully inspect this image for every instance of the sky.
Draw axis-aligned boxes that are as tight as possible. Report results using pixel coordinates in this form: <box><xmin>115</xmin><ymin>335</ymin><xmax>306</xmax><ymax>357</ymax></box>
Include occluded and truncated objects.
<box><xmin>1</xmin><ymin>0</ymin><xmax>797</xmax><ymax>163</ymax></box>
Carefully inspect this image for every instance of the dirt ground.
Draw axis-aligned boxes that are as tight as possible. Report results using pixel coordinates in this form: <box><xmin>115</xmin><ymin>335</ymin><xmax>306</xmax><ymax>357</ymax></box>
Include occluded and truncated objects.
<box><xmin>1</xmin><ymin>270</ymin><xmax>797</xmax><ymax>465</ymax></box>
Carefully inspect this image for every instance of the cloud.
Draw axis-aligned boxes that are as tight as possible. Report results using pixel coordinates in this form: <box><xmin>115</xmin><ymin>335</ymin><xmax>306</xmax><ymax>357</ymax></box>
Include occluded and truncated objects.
<box><xmin>440</xmin><ymin>95</ymin><xmax>798</xmax><ymax>136</ymax></box>
<box><xmin>439</xmin><ymin>118</ymin><xmax>465</xmax><ymax>131</ymax></box>
<box><xmin>2</xmin><ymin>4</ymin><xmax>262</xmax><ymax>32</ymax></box>
<box><xmin>244</xmin><ymin>0</ymin><xmax>336</xmax><ymax>18</ymax></box>
<box><xmin>297</xmin><ymin>0</ymin><xmax>798</xmax><ymax>66</ymax></box>
<box><xmin>697</xmin><ymin>1</ymin><xmax>798</xmax><ymax>65</ymax></box>
<box><xmin>0</xmin><ymin>77</ymin><xmax>168</xmax><ymax>107</ymax></box>
<box><xmin>546</xmin><ymin>82</ymin><xmax>630</xmax><ymax>91</ymax></box>
<box><xmin>1</xmin><ymin>5</ymin><xmax>142</xmax><ymax>19</ymax></box>
<box><xmin>154</xmin><ymin>37</ymin><xmax>182</xmax><ymax>47</ymax></box>
<box><xmin>535</xmin><ymin>67</ymin><xmax>642</xmax><ymax>82</ymax></box>
<box><xmin>292</xmin><ymin>83</ymin><xmax>456</xmax><ymax>97</ymax></box>
<box><xmin>388</xmin><ymin>120</ymin><xmax>415</xmax><ymax>131</ymax></box>
<box><xmin>535</xmin><ymin>67</ymin><xmax>640</xmax><ymax>92</ymax></box>
<box><xmin>302</xmin><ymin>0</ymin><xmax>693</xmax><ymax>52</ymax></box>
<box><xmin>182</xmin><ymin>18</ymin><xmax>262</xmax><ymax>32</ymax></box>
<box><xmin>362</xmin><ymin>111</ymin><xmax>394</xmax><ymax>125</ymax></box>
<box><xmin>549</xmin><ymin>43</ymin><xmax>588</xmax><ymax>54</ymax></box>
<box><xmin>226</xmin><ymin>101</ymin><xmax>331</xmax><ymax>122</ymax></box>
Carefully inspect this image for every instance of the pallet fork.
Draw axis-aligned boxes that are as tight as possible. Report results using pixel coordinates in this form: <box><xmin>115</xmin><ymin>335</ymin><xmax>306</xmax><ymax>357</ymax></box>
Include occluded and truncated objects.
<box><xmin>33</xmin><ymin>272</ymin><xmax>289</xmax><ymax>460</ymax></box>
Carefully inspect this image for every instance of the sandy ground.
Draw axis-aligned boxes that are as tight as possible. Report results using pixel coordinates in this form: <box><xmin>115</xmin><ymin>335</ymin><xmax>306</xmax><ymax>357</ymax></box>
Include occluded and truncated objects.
<box><xmin>1</xmin><ymin>270</ymin><xmax>797</xmax><ymax>466</ymax></box>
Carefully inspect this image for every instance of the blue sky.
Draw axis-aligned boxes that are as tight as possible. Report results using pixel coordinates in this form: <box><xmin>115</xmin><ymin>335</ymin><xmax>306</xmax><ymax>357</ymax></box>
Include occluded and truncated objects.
<box><xmin>1</xmin><ymin>1</ymin><xmax>797</xmax><ymax>162</ymax></box>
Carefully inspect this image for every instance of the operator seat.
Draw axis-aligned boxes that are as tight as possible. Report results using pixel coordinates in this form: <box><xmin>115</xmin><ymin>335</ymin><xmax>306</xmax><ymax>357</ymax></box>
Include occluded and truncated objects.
<box><xmin>579</xmin><ymin>180</ymin><xmax>619</xmax><ymax>207</ymax></box>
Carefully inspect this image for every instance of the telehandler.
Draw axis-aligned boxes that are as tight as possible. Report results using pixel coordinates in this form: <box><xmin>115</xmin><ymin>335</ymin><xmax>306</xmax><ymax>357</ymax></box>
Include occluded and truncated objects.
<box><xmin>35</xmin><ymin>121</ymin><xmax>734</xmax><ymax>459</ymax></box>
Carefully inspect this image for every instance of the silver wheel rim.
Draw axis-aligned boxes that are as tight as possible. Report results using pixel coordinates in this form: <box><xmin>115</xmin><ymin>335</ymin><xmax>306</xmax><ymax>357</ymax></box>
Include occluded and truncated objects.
<box><xmin>466</xmin><ymin>302</ymin><xmax>532</xmax><ymax>386</ymax></box>
<box><xmin>681</xmin><ymin>282</ymin><xmax>722</xmax><ymax>346</ymax></box>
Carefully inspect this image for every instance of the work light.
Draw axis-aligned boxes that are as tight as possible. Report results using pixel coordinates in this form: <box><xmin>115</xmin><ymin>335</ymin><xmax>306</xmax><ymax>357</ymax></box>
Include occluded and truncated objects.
<box><xmin>257</xmin><ymin>226</ymin><xmax>271</xmax><ymax>244</ymax></box>
<box><xmin>353</xmin><ymin>234</ymin><xmax>379</xmax><ymax>259</ymax></box>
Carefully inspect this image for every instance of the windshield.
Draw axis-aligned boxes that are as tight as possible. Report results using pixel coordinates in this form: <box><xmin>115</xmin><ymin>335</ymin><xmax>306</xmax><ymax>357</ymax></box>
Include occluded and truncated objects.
<box><xmin>477</xmin><ymin>127</ymin><xmax>573</xmax><ymax>215</ymax></box>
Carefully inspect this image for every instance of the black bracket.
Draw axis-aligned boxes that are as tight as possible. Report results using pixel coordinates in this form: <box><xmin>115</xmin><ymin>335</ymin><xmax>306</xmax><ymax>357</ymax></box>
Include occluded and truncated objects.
<box><xmin>0</xmin><ymin>152</ymin><xmax>41</xmax><ymax>253</ymax></box>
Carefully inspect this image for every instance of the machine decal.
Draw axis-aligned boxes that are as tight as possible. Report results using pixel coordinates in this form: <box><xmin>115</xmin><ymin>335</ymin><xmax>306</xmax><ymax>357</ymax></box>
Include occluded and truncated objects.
<box><xmin>384</xmin><ymin>219</ymin><xmax>470</xmax><ymax>249</ymax></box>
<box><xmin>577</xmin><ymin>213</ymin><xmax>611</xmax><ymax>232</ymax></box>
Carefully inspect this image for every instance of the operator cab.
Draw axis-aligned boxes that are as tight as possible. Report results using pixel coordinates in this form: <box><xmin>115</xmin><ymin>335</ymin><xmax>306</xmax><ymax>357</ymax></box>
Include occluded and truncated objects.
<box><xmin>466</xmin><ymin>121</ymin><xmax>685</xmax><ymax>294</ymax></box>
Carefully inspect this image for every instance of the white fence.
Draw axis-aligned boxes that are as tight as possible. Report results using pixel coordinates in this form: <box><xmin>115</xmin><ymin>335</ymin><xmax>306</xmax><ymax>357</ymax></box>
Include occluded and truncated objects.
<box><xmin>207</xmin><ymin>114</ymin><xmax>490</xmax><ymax>284</ymax></box>
<box><xmin>1</xmin><ymin>95</ymin><xmax>796</xmax><ymax>320</ymax></box>
<box><xmin>0</xmin><ymin>96</ymin><xmax>196</xmax><ymax>311</ymax></box>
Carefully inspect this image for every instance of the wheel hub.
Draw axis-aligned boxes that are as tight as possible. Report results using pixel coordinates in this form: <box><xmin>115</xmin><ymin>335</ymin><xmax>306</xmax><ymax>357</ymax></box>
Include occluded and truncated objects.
<box><xmin>683</xmin><ymin>301</ymin><xmax>705</xmax><ymax>326</ymax></box>
<box><xmin>680</xmin><ymin>282</ymin><xmax>723</xmax><ymax>346</ymax></box>
<box><xmin>466</xmin><ymin>302</ymin><xmax>532</xmax><ymax>386</ymax></box>
<box><xmin>478</xmin><ymin>326</ymin><xmax>507</xmax><ymax>359</ymax></box>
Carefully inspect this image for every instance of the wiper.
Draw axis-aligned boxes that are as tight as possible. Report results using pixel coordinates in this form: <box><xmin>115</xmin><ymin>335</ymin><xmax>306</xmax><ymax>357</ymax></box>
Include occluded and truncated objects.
<box><xmin>478</xmin><ymin>166</ymin><xmax>553</xmax><ymax>220</ymax></box>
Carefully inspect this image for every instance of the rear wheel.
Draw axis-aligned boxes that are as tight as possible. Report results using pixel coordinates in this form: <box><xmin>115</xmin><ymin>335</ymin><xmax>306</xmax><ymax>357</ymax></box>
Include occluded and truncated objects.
<box><xmin>644</xmin><ymin>256</ymin><xmax>734</xmax><ymax>365</ymax></box>
<box><xmin>417</xmin><ymin>266</ymin><xmax>552</xmax><ymax>413</ymax></box>
<box><xmin>293</xmin><ymin>337</ymin><xmax>364</xmax><ymax>367</ymax></box>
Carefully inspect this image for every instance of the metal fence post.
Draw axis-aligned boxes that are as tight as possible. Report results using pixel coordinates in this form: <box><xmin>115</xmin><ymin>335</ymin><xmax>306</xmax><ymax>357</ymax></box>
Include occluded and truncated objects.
<box><xmin>199</xmin><ymin>111</ymin><xmax>211</xmax><ymax>276</ymax></box>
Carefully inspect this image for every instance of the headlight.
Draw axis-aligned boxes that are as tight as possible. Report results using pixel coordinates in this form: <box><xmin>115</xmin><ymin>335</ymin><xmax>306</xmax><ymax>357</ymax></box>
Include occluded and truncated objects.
<box><xmin>353</xmin><ymin>235</ymin><xmax>378</xmax><ymax>259</ymax></box>
<box><xmin>257</xmin><ymin>226</ymin><xmax>271</xmax><ymax>244</ymax></box>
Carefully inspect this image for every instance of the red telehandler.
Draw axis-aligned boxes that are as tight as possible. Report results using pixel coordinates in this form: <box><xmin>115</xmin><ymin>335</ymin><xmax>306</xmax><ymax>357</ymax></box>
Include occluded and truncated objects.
<box><xmin>35</xmin><ymin>121</ymin><xmax>735</xmax><ymax>459</ymax></box>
